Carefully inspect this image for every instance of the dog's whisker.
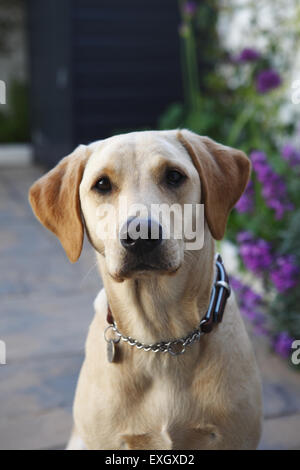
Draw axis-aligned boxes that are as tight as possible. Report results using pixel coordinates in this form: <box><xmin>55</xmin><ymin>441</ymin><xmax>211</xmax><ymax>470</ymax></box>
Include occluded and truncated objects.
<box><xmin>80</xmin><ymin>261</ymin><xmax>98</xmax><ymax>286</ymax></box>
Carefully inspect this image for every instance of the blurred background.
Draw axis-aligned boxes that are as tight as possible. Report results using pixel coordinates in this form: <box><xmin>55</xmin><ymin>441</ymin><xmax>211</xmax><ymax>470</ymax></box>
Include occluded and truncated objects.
<box><xmin>0</xmin><ymin>0</ymin><xmax>300</xmax><ymax>450</ymax></box>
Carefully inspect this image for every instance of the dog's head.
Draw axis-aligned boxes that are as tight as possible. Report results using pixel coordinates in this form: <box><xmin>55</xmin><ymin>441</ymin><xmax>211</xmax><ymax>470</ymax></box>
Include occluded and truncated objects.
<box><xmin>29</xmin><ymin>130</ymin><xmax>250</xmax><ymax>281</ymax></box>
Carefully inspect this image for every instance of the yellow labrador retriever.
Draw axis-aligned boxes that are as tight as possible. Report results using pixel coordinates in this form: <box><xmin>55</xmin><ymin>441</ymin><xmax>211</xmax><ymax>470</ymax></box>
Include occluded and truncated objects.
<box><xmin>29</xmin><ymin>129</ymin><xmax>262</xmax><ymax>450</ymax></box>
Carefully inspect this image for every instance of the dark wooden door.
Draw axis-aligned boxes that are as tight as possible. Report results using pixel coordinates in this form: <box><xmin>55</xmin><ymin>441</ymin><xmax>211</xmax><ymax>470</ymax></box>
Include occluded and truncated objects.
<box><xmin>28</xmin><ymin>0</ymin><xmax>182</xmax><ymax>166</ymax></box>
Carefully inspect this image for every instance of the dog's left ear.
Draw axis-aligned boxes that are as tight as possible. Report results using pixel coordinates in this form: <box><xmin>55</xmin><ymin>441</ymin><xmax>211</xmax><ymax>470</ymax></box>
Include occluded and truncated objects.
<box><xmin>177</xmin><ymin>129</ymin><xmax>251</xmax><ymax>240</ymax></box>
<box><xmin>29</xmin><ymin>145</ymin><xmax>90</xmax><ymax>263</ymax></box>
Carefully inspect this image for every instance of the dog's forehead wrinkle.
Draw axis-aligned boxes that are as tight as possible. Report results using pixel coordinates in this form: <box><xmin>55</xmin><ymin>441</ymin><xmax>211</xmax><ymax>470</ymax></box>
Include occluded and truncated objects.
<box><xmin>87</xmin><ymin>131</ymin><xmax>192</xmax><ymax>180</ymax></box>
<box><xmin>134</xmin><ymin>133</ymin><xmax>181</xmax><ymax>161</ymax></box>
<box><xmin>87</xmin><ymin>141</ymin><xmax>137</xmax><ymax>180</ymax></box>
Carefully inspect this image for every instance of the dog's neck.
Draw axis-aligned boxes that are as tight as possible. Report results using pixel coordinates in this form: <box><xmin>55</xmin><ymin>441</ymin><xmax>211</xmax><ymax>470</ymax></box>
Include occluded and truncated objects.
<box><xmin>96</xmin><ymin>239</ymin><xmax>215</xmax><ymax>345</ymax></box>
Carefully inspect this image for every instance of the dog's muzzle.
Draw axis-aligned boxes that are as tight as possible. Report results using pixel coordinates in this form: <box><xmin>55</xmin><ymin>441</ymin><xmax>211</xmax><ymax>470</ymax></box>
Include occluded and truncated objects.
<box><xmin>119</xmin><ymin>217</ymin><xmax>163</xmax><ymax>255</ymax></box>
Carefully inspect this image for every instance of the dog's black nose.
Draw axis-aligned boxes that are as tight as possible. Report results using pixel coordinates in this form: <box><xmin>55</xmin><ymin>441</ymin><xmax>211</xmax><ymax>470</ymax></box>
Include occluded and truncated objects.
<box><xmin>120</xmin><ymin>217</ymin><xmax>163</xmax><ymax>254</ymax></box>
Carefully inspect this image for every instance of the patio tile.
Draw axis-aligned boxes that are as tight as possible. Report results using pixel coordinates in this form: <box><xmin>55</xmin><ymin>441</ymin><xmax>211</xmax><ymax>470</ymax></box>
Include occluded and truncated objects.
<box><xmin>0</xmin><ymin>243</ymin><xmax>100</xmax><ymax>299</ymax></box>
<box><xmin>0</xmin><ymin>353</ymin><xmax>82</xmax><ymax>418</ymax></box>
<box><xmin>1</xmin><ymin>291</ymin><xmax>96</xmax><ymax>361</ymax></box>
<box><xmin>0</xmin><ymin>222</ymin><xmax>55</xmax><ymax>257</ymax></box>
<box><xmin>1</xmin><ymin>164</ymin><xmax>300</xmax><ymax>450</ymax></box>
<box><xmin>0</xmin><ymin>407</ymin><xmax>72</xmax><ymax>450</ymax></box>
<box><xmin>262</xmin><ymin>381</ymin><xmax>300</xmax><ymax>419</ymax></box>
<box><xmin>254</xmin><ymin>336</ymin><xmax>300</xmax><ymax>417</ymax></box>
<box><xmin>259</xmin><ymin>414</ymin><xmax>300</xmax><ymax>450</ymax></box>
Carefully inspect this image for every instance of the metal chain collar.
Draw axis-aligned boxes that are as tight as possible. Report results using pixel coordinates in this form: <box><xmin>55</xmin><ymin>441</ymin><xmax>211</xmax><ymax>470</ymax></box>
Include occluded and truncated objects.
<box><xmin>104</xmin><ymin>254</ymin><xmax>230</xmax><ymax>357</ymax></box>
<box><xmin>104</xmin><ymin>320</ymin><xmax>206</xmax><ymax>357</ymax></box>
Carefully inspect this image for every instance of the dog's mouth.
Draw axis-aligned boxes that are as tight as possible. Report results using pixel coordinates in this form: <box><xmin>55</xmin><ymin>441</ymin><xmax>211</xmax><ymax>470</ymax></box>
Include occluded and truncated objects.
<box><xmin>133</xmin><ymin>262</ymin><xmax>161</xmax><ymax>271</ymax></box>
<box><xmin>120</xmin><ymin>260</ymin><xmax>166</xmax><ymax>279</ymax></box>
<box><xmin>106</xmin><ymin>241</ymin><xmax>183</xmax><ymax>282</ymax></box>
<box><xmin>111</xmin><ymin>256</ymin><xmax>181</xmax><ymax>282</ymax></box>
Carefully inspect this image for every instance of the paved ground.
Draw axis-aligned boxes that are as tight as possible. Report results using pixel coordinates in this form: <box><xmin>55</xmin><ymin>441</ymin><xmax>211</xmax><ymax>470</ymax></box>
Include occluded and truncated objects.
<box><xmin>0</xmin><ymin>164</ymin><xmax>299</xmax><ymax>450</ymax></box>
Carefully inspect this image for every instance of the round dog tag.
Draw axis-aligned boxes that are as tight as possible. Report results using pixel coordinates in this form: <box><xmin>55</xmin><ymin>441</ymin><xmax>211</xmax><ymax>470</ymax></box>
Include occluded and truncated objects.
<box><xmin>107</xmin><ymin>339</ymin><xmax>116</xmax><ymax>363</ymax></box>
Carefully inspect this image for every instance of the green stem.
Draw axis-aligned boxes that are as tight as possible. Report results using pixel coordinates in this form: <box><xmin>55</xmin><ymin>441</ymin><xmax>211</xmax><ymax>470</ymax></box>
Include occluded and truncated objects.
<box><xmin>227</xmin><ymin>105</ymin><xmax>255</xmax><ymax>147</ymax></box>
<box><xmin>178</xmin><ymin>0</ymin><xmax>201</xmax><ymax>113</ymax></box>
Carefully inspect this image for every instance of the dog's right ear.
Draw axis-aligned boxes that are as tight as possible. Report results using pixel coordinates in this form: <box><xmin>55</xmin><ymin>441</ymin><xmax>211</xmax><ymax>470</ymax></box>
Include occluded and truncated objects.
<box><xmin>29</xmin><ymin>145</ymin><xmax>90</xmax><ymax>263</ymax></box>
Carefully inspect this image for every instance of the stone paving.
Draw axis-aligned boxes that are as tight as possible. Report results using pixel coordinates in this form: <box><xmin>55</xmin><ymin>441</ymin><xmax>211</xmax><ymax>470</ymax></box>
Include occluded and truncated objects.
<box><xmin>0</xmin><ymin>165</ymin><xmax>299</xmax><ymax>450</ymax></box>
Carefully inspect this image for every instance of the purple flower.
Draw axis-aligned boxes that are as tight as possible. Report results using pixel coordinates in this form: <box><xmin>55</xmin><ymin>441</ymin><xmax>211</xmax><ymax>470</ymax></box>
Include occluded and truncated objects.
<box><xmin>237</xmin><ymin>48</ymin><xmax>261</xmax><ymax>63</ymax></box>
<box><xmin>231</xmin><ymin>276</ymin><xmax>268</xmax><ymax>336</ymax></box>
<box><xmin>251</xmin><ymin>150</ymin><xmax>267</xmax><ymax>165</ymax></box>
<box><xmin>270</xmin><ymin>255</ymin><xmax>299</xmax><ymax>292</ymax></box>
<box><xmin>273</xmin><ymin>332</ymin><xmax>294</xmax><ymax>358</ymax></box>
<box><xmin>250</xmin><ymin>150</ymin><xmax>293</xmax><ymax>219</ymax></box>
<box><xmin>243</xmin><ymin>287</ymin><xmax>263</xmax><ymax>307</ymax></box>
<box><xmin>267</xmin><ymin>198</ymin><xmax>294</xmax><ymax>220</ymax></box>
<box><xmin>237</xmin><ymin>230</ymin><xmax>254</xmax><ymax>244</ymax></box>
<box><xmin>253</xmin><ymin>323</ymin><xmax>269</xmax><ymax>337</ymax></box>
<box><xmin>231</xmin><ymin>278</ymin><xmax>296</xmax><ymax>360</ymax></box>
<box><xmin>235</xmin><ymin>180</ymin><xmax>255</xmax><ymax>213</ymax></box>
<box><xmin>230</xmin><ymin>277</ymin><xmax>244</xmax><ymax>292</ymax></box>
<box><xmin>238</xmin><ymin>233</ymin><xmax>273</xmax><ymax>273</ymax></box>
<box><xmin>256</xmin><ymin>69</ymin><xmax>281</xmax><ymax>93</ymax></box>
<box><xmin>183</xmin><ymin>1</ymin><xmax>197</xmax><ymax>16</ymax></box>
<box><xmin>251</xmin><ymin>151</ymin><xmax>272</xmax><ymax>178</ymax></box>
<box><xmin>241</xmin><ymin>305</ymin><xmax>259</xmax><ymax>321</ymax></box>
<box><xmin>281</xmin><ymin>144</ymin><xmax>300</xmax><ymax>167</ymax></box>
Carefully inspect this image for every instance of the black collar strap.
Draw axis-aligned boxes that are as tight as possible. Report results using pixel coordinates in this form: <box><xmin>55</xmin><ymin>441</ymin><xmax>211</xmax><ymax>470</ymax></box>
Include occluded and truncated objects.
<box><xmin>105</xmin><ymin>253</ymin><xmax>231</xmax><ymax>357</ymax></box>
<box><xmin>199</xmin><ymin>253</ymin><xmax>231</xmax><ymax>333</ymax></box>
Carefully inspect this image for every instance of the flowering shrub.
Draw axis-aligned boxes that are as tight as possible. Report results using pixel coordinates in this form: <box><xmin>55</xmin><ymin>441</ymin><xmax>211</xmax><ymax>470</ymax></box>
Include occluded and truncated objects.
<box><xmin>233</xmin><ymin>140</ymin><xmax>300</xmax><ymax>366</ymax></box>
<box><xmin>231</xmin><ymin>276</ymin><xmax>295</xmax><ymax>358</ymax></box>
<box><xmin>237</xmin><ymin>232</ymin><xmax>273</xmax><ymax>273</ymax></box>
<box><xmin>249</xmin><ymin>151</ymin><xmax>293</xmax><ymax>219</ymax></box>
<box><xmin>159</xmin><ymin>0</ymin><xmax>300</xmax><ymax>366</ymax></box>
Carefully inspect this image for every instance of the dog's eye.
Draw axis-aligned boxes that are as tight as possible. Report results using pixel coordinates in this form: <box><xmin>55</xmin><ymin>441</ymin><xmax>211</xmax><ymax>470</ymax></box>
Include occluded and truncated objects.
<box><xmin>165</xmin><ymin>169</ymin><xmax>185</xmax><ymax>187</ymax></box>
<box><xmin>94</xmin><ymin>177</ymin><xmax>112</xmax><ymax>193</ymax></box>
